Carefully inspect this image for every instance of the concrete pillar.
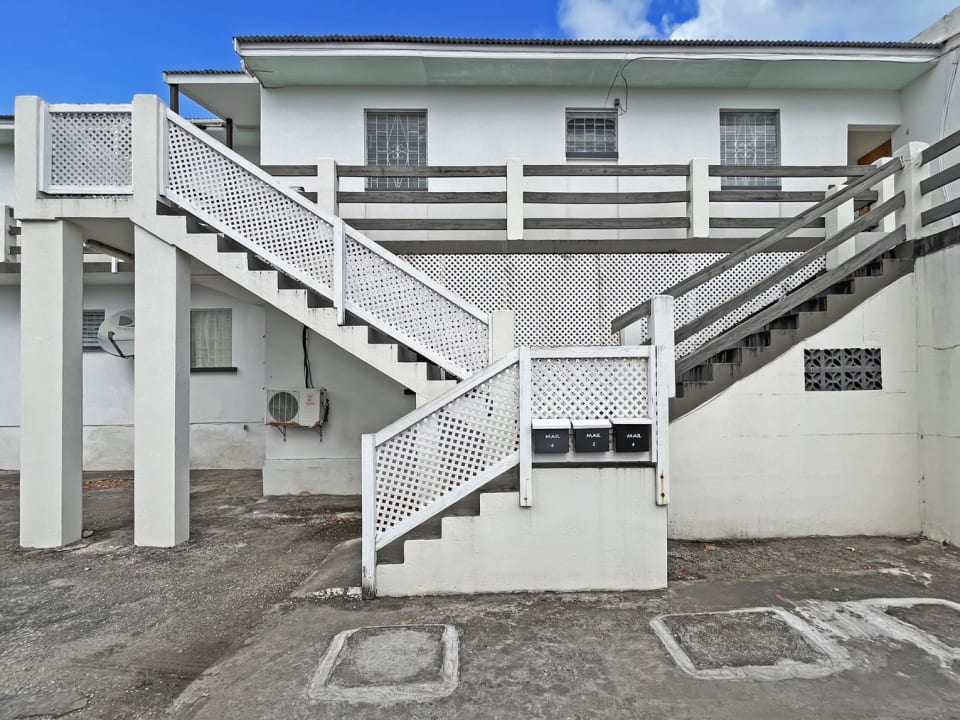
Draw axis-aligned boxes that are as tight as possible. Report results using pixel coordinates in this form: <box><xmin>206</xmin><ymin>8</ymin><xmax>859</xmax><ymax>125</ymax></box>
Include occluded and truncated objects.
<box><xmin>506</xmin><ymin>158</ymin><xmax>524</xmax><ymax>241</ymax></box>
<box><xmin>19</xmin><ymin>219</ymin><xmax>84</xmax><ymax>547</ymax></box>
<box><xmin>686</xmin><ymin>157</ymin><xmax>709</xmax><ymax>239</ymax></box>
<box><xmin>316</xmin><ymin>158</ymin><xmax>338</xmax><ymax>216</ymax></box>
<box><xmin>824</xmin><ymin>184</ymin><xmax>856</xmax><ymax>270</ymax></box>
<box><xmin>894</xmin><ymin>141</ymin><xmax>931</xmax><ymax>240</ymax></box>
<box><xmin>134</xmin><ymin>225</ymin><xmax>191</xmax><ymax>546</ymax></box>
<box><xmin>131</xmin><ymin>94</ymin><xmax>165</xmax><ymax>225</ymax></box>
<box><xmin>490</xmin><ymin>309</ymin><xmax>516</xmax><ymax>361</ymax></box>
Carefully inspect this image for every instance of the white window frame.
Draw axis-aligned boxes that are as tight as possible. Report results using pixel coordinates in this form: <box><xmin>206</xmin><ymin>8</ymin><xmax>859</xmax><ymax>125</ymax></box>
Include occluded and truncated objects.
<box><xmin>565</xmin><ymin>108</ymin><xmax>618</xmax><ymax>160</ymax></box>
<box><xmin>719</xmin><ymin>109</ymin><xmax>781</xmax><ymax>189</ymax></box>
<box><xmin>364</xmin><ymin>109</ymin><xmax>428</xmax><ymax>191</ymax></box>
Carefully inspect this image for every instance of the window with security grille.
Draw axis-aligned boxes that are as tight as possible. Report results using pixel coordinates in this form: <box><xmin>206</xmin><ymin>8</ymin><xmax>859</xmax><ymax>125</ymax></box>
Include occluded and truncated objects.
<box><xmin>82</xmin><ymin>309</ymin><xmax>105</xmax><ymax>350</ymax></box>
<box><xmin>804</xmin><ymin>348</ymin><xmax>882</xmax><ymax>391</ymax></box>
<box><xmin>566</xmin><ymin>110</ymin><xmax>618</xmax><ymax>158</ymax></box>
<box><xmin>191</xmin><ymin>309</ymin><xmax>232</xmax><ymax>369</ymax></box>
<box><xmin>365</xmin><ymin>111</ymin><xmax>427</xmax><ymax>191</ymax></box>
<box><xmin>720</xmin><ymin>111</ymin><xmax>780</xmax><ymax>188</ymax></box>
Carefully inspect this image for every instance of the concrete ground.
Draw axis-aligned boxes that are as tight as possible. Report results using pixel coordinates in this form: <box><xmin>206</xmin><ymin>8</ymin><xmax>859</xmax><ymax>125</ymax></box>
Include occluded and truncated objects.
<box><xmin>1</xmin><ymin>471</ymin><xmax>959</xmax><ymax>719</ymax></box>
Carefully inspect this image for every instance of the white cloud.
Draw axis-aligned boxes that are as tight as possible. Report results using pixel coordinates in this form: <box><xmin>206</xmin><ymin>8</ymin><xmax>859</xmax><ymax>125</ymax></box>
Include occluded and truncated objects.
<box><xmin>558</xmin><ymin>0</ymin><xmax>958</xmax><ymax>41</ymax></box>
<box><xmin>558</xmin><ymin>0</ymin><xmax>658</xmax><ymax>39</ymax></box>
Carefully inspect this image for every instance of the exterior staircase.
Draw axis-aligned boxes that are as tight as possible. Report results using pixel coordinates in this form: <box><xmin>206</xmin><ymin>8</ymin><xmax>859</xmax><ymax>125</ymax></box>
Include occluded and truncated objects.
<box><xmin>671</xmin><ymin>255</ymin><xmax>914</xmax><ymax>418</ymax></box>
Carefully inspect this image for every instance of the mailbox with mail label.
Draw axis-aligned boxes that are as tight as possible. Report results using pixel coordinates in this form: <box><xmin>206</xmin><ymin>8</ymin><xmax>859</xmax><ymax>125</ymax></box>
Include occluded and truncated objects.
<box><xmin>531</xmin><ymin>419</ymin><xmax>571</xmax><ymax>454</ymax></box>
<box><xmin>572</xmin><ymin>419</ymin><xmax>611</xmax><ymax>453</ymax></box>
<box><xmin>612</xmin><ymin>418</ymin><xmax>652</xmax><ymax>453</ymax></box>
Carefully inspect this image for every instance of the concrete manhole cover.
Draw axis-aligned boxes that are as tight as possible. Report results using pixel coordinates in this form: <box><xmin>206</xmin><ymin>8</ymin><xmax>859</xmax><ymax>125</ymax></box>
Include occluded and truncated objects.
<box><xmin>308</xmin><ymin>624</ymin><xmax>459</xmax><ymax>704</ymax></box>
<box><xmin>651</xmin><ymin>607</ymin><xmax>844</xmax><ymax>680</ymax></box>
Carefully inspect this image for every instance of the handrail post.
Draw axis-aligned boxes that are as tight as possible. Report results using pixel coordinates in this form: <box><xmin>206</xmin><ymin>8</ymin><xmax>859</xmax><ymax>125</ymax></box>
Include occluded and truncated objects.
<box><xmin>506</xmin><ymin>158</ymin><xmax>523</xmax><ymax>241</ymax></box>
<box><xmin>824</xmin><ymin>184</ymin><xmax>855</xmax><ymax>270</ymax></box>
<box><xmin>687</xmin><ymin>157</ymin><xmax>709</xmax><ymax>239</ymax></box>
<box><xmin>317</xmin><ymin>157</ymin><xmax>338</xmax><ymax>215</ymax></box>
<box><xmin>361</xmin><ymin>433</ymin><xmax>377</xmax><ymax>599</ymax></box>
<box><xmin>518</xmin><ymin>347</ymin><xmax>533</xmax><ymax>507</ymax></box>
<box><xmin>131</xmin><ymin>94</ymin><xmax>166</xmax><ymax>221</ymax></box>
<box><xmin>649</xmin><ymin>295</ymin><xmax>675</xmax><ymax>399</ymax></box>
<box><xmin>14</xmin><ymin>96</ymin><xmax>48</xmax><ymax>215</ymax></box>
<box><xmin>895</xmin><ymin>141</ymin><xmax>931</xmax><ymax>240</ymax></box>
<box><xmin>490</xmin><ymin>309</ymin><xmax>516</xmax><ymax>361</ymax></box>
<box><xmin>333</xmin><ymin>217</ymin><xmax>345</xmax><ymax>325</ymax></box>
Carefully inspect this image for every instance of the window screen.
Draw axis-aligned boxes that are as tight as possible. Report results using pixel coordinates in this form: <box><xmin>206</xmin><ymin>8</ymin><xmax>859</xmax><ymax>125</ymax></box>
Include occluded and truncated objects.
<box><xmin>720</xmin><ymin>111</ymin><xmax>780</xmax><ymax>188</ymax></box>
<box><xmin>365</xmin><ymin>111</ymin><xmax>427</xmax><ymax>191</ymax></box>
<box><xmin>191</xmin><ymin>309</ymin><xmax>232</xmax><ymax>369</ymax></box>
<box><xmin>566</xmin><ymin>110</ymin><xmax>618</xmax><ymax>158</ymax></box>
<box><xmin>82</xmin><ymin>309</ymin><xmax>105</xmax><ymax>349</ymax></box>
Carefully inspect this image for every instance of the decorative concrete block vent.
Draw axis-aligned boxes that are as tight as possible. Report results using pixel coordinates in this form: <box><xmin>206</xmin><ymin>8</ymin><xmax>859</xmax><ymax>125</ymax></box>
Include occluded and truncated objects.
<box><xmin>651</xmin><ymin>607</ymin><xmax>845</xmax><ymax>681</ymax></box>
<box><xmin>804</xmin><ymin>348</ymin><xmax>882</xmax><ymax>391</ymax></box>
<box><xmin>308</xmin><ymin>625</ymin><xmax>459</xmax><ymax>704</ymax></box>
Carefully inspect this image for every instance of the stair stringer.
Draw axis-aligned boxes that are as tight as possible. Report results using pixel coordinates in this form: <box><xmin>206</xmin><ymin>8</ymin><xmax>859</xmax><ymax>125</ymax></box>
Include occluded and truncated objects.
<box><xmin>151</xmin><ymin>218</ymin><xmax>458</xmax><ymax>404</ymax></box>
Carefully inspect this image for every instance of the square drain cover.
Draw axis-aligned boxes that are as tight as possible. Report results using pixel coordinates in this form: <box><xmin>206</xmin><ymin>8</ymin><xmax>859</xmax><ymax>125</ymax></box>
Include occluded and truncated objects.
<box><xmin>651</xmin><ymin>607</ymin><xmax>842</xmax><ymax>680</ymax></box>
<box><xmin>308</xmin><ymin>624</ymin><xmax>458</xmax><ymax>704</ymax></box>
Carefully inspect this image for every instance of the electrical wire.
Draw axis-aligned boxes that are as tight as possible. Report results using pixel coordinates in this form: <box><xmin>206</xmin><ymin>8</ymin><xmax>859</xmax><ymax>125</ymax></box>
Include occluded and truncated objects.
<box><xmin>302</xmin><ymin>325</ymin><xmax>313</xmax><ymax>389</ymax></box>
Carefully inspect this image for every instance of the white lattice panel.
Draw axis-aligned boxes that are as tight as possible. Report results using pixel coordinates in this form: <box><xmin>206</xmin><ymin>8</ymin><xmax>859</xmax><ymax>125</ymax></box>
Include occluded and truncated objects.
<box><xmin>403</xmin><ymin>252</ymin><xmax>824</xmax><ymax>355</ymax></box>
<box><xmin>165</xmin><ymin>121</ymin><xmax>335</xmax><ymax>289</ymax></box>
<box><xmin>374</xmin><ymin>363</ymin><xmax>520</xmax><ymax>538</ymax></box>
<box><xmin>345</xmin><ymin>235</ymin><xmax>490</xmax><ymax>375</ymax></box>
<box><xmin>531</xmin><ymin>357</ymin><xmax>648</xmax><ymax>419</ymax></box>
<box><xmin>48</xmin><ymin>112</ymin><xmax>132</xmax><ymax>190</ymax></box>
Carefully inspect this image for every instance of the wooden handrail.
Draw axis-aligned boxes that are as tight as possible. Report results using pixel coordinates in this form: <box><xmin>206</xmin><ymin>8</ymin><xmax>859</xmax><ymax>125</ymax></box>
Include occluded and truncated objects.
<box><xmin>338</xmin><ymin>191</ymin><xmax>506</xmax><ymax>204</ymax></box>
<box><xmin>708</xmin><ymin>165</ymin><xmax>872</xmax><ymax>177</ymax></box>
<box><xmin>337</xmin><ymin>165</ymin><xmax>506</xmax><ymax>178</ymax></box>
<box><xmin>675</xmin><ymin>225</ymin><xmax>907</xmax><ymax>375</ymax></box>
<box><xmin>609</xmin><ymin>156</ymin><xmax>903</xmax><ymax>333</ymax></box>
<box><xmin>524</xmin><ymin>164</ymin><xmax>689</xmax><ymax>176</ymax></box>
<box><xmin>921</xmin><ymin>127</ymin><xmax>960</xmax><ymax>165</ymax></box>
<box><xmin>673</xmin><ymin>192</ymin><xmax>905</xmax><ymax>345</ymax></box>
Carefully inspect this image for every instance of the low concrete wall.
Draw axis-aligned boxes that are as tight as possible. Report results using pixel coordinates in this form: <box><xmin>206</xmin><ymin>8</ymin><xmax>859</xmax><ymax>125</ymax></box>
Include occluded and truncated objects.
<box><xmin>669</xmin><ymin>274</ymin><xmax>921</xmax><ymax>540</ymax></box>
<box><xmin>377</xmin><ymin>466</ymin><xmax>667</xmax><ymax>596</ymax></box>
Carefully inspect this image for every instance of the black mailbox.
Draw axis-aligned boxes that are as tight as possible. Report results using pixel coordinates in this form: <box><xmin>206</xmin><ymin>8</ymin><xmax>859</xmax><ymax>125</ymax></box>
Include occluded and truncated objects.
<box><xmin>573</xmin><ymin>420</ymin><xmax>611</xmax><ymax>453</ymax></box>
<box><xmin>532</xmin><ymin>419</ymin><xmax>570</xmax><ymax>454</ymax></box>
<box><xmin>612</xmin><ymin>418</ymin><xmax>652</xmax><ymax>453</ymax></box>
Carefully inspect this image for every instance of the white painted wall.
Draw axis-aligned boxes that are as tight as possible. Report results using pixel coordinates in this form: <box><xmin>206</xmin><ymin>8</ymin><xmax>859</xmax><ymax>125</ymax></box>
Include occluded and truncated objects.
<box><xmin>377</xmin><ymin>467</ymin><xmax>667</xmax><ymax>596</ymax></box>
<box><xmin>262</xmin><ymin>308</ymin><xmax>414</xmax><ymax>495</ymax></box>
<box><xmin>915</xmin><ymin>243</ymin><xmax>960</xmax><ymax>544</ymax></box>
<box><xmin>669</xmin><ymin>275</ymin><xmax>921</xmax><ymax>539</ymax></box>
<box><xmin>0</xmin><ymin>145</ymin><xmax>14</xmax><ymax>205</ymax></box>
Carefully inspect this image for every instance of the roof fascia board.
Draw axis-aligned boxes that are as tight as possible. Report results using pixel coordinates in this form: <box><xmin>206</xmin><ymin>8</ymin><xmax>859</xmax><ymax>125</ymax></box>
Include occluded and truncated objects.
<box><xmin>163</xmin><ymin>72</ymin><xmax>257</xmax><ymax>85</ymax></box>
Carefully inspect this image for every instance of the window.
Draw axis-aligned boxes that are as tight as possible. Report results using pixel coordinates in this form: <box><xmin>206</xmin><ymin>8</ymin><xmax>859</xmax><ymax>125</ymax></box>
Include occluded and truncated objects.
<box><xmin>365</xmin><ymin>110</ymin><xmax>427</xmax><ymax>191</ymax></box>
<box><xmin>190</xmin><ymin>309</ymin><xmax>232</xmax><ymax>370</ymax></box>
<box><xmin>82</xmin><ymin>309</ymin><xmax>105</xmax><ymax>350</ymax></box>
<box><xmin>720</xmin><ymin>110</ymin><xmax>780</xmax><ymax>188</ymax></box>
<box><xmin>566</xmin><ymin>109</ymin><xmax>618</xmax><ymax>159</ymax></box>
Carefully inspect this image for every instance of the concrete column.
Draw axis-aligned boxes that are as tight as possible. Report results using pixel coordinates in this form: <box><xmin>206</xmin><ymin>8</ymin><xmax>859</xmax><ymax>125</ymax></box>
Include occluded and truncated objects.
<box><xmin>686</xmin><ymin>158</ymin><xmax>709</xmax><ymax>239</ymax></box>
<box><xmin>134</xmin><ymin>225</ymin><xmax>191</xmax><ymax>546</ymax></box>
<box><xmin>894</xmin><ymin>141</ymin><xmax>931</xmax><ymax>240</ymax></box>
<box><xmin>506</xmin><ymin>158</ymin><xmax>524</xmax><ymax>241</ymax></box>
<box><xmin>824</xmin><ymin>184</ymin><xmax>856</xmax><ymax>270</ymax></box>
<box><xmin>131</xmin><ymin>94</ymin><xmax>165</xmax><ymax>225</ymax></box>
<box><xmin>316</xmin><ymin>158</ymin><xmax>338</xmax><ymax>216</ymax></box>
<box><xmin>490</xmin><ymin>309</ymin><xmax>516</xmax><ymax>361</ymax></box>
<box><xmin>19</xmin><ymin>219</ymin><xmax>84</xmax><ymax>547</ymax></box>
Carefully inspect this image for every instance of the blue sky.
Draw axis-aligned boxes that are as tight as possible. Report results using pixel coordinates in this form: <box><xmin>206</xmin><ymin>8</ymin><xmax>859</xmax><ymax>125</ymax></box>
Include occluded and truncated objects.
<box><xmin>0</xmin><ymin>0</ymin><xmax>955</xmax><ymax>114</ymax></box>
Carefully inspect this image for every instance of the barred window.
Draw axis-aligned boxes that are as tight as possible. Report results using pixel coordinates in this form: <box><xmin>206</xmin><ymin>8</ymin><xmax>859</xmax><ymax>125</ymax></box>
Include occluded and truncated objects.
<box><xmin>720</xmin><ymin>110</ymin><xmax>780</xmax><ymax>188</ymax></box>
<box><xmin>82</xmin><ymin>309</ymin><xmax>105</xmax><ymax>350</ymax></box>
<box><xmin>566</xmin><ymin>110</ymin><xmax>618</xmax><ymax>158</ymax></box>
<box><xmin>191</xmin><ymin>309</ymin><xmax>232</xmax><ymax>369</ymax></box>
<box><xmin>365</xmin><ymin>110</ymin><xmax>427</xmax><ymax>191</ymax></box>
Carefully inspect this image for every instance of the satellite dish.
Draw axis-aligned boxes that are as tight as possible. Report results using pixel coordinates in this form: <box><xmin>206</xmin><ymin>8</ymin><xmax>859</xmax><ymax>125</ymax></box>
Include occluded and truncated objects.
<box><xmin>98</xmin><ymin>309</ymin><xmax>135</xmax><ymax>358</ymax></box>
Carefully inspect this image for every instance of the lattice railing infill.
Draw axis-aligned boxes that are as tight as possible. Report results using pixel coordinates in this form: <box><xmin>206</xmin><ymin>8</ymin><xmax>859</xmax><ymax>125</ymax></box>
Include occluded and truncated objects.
<box><xmin>47</xmin><ymin>110</ymin><xmax>132</xmax><ymax>192</ymax></box>
<box><xmin>531</xmin><ymin>357</ymin><xmax>648</xmax><ymax>419</ymax></box>
<box><xmin>344</xmin><ymin>234</ymin><xmax>490</xmax><ymax>376</ymax></box>
<box><xmin>373</xmin><ymin>358</ymin><xmax>520</xmax><ymax>544</ymax></box>
<box><xmin>164</xmin><ymin>118</ymin><xmax>336</xmax><ymax>290</ymax></box>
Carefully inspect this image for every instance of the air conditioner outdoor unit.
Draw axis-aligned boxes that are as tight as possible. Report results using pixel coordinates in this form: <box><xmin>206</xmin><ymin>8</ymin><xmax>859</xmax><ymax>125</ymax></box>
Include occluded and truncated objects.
<box><xmin>264</xmin><ymin>388</ymin><xmax>328</xmax><ymax>429</ymax></box>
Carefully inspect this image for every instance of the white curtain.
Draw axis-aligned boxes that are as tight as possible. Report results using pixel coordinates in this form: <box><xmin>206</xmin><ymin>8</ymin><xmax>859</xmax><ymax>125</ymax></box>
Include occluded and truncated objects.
<box><xmin>191</xmin><ymin>309</ymin><xmax>232</xmax><ymax>368</ymax></box>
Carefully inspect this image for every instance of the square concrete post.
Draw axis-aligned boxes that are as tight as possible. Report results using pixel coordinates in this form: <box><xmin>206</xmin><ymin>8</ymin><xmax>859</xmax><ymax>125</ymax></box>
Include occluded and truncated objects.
<box><xmin>824</xmin><ymin>184</ymin><xmax>855</xmax><ymax>270</ymax></box>
<box><xmin>490</xmin><ymin>309</ymin><xmax>516</xmax><ymax>361</ymax></box>
<box><xmin>895</xmin><ymin>141</ymin><xmax>931</xmax><ymax>240</ymax></box>
<box><xmin>316</xmin><ymin>158</ymin><xmax>338</xmax><ymax>216</ymax></box>
<box><xmin>506</xmin><ymin>158</ymin><xmax>524</xmax><ymax>241</ymax></box>
<box><xmin>19</xmin><ymin>219</ymin><xmax>84</xmax><ymax>547</ymax></box>
<box><xmin>134</xmin><ymin>225</ymin><xmax>191</xmax><ymax>546</ymax></box>
<box><xmin>686</xmin><ymin>158</ymin><xmax>709</xmax><ymax>239</ymax></box>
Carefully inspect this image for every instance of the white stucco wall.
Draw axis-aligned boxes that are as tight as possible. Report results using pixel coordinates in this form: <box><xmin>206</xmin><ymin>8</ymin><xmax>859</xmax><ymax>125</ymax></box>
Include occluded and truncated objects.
<box><xmin>262</xmin><ymin>308</ymin><xmax>414</xmax><ymax>495</ymax></box>
<box><xmin>915</xmin><ymin>243</ymin><xmax>960</xmax><ymax>544</ymax></box>
<box><xmin>669</xmin><ymin>274</ymin><xmax>921</xmax><ymax>539</ymax></box>
<box><xmin>0</xmin><ymin>145</ymin><xmax>14</xmax><ymax>206</ymax></box>
<box><xmin>377</xmin><ymin>466</ymin><xmax>667</xmax><ymax>596</ymax></box>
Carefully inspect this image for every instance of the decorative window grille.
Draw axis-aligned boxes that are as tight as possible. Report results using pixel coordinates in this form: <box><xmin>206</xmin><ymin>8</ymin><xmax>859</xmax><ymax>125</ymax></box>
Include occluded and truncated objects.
<box><xmin>82</xmin><ymin>309</ymin><xmax>105</xmax><ymax>349</ymax></box>
<box><xmin>566</xmin><ymin>109</ymin><xmax>618</xmax><ymax>158</ymax></box>
<box><xmin>191</xmin><ymin>309</ymin><xmax>233</xmax><ymax>369</ymax></box>
<box><xmin>804</xmin><ymin>348</ymin><xmax>882</xmax><ymax>391</ymax></box>
<box><xmin>365</xmin><ymin>111</ymin><xmax>427</xmax><ymax>191</ymax></box>
<box><xmin>720</xmin><ymin>110</ymin><xmax>780</xmax><ymax>188</ymax></box>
